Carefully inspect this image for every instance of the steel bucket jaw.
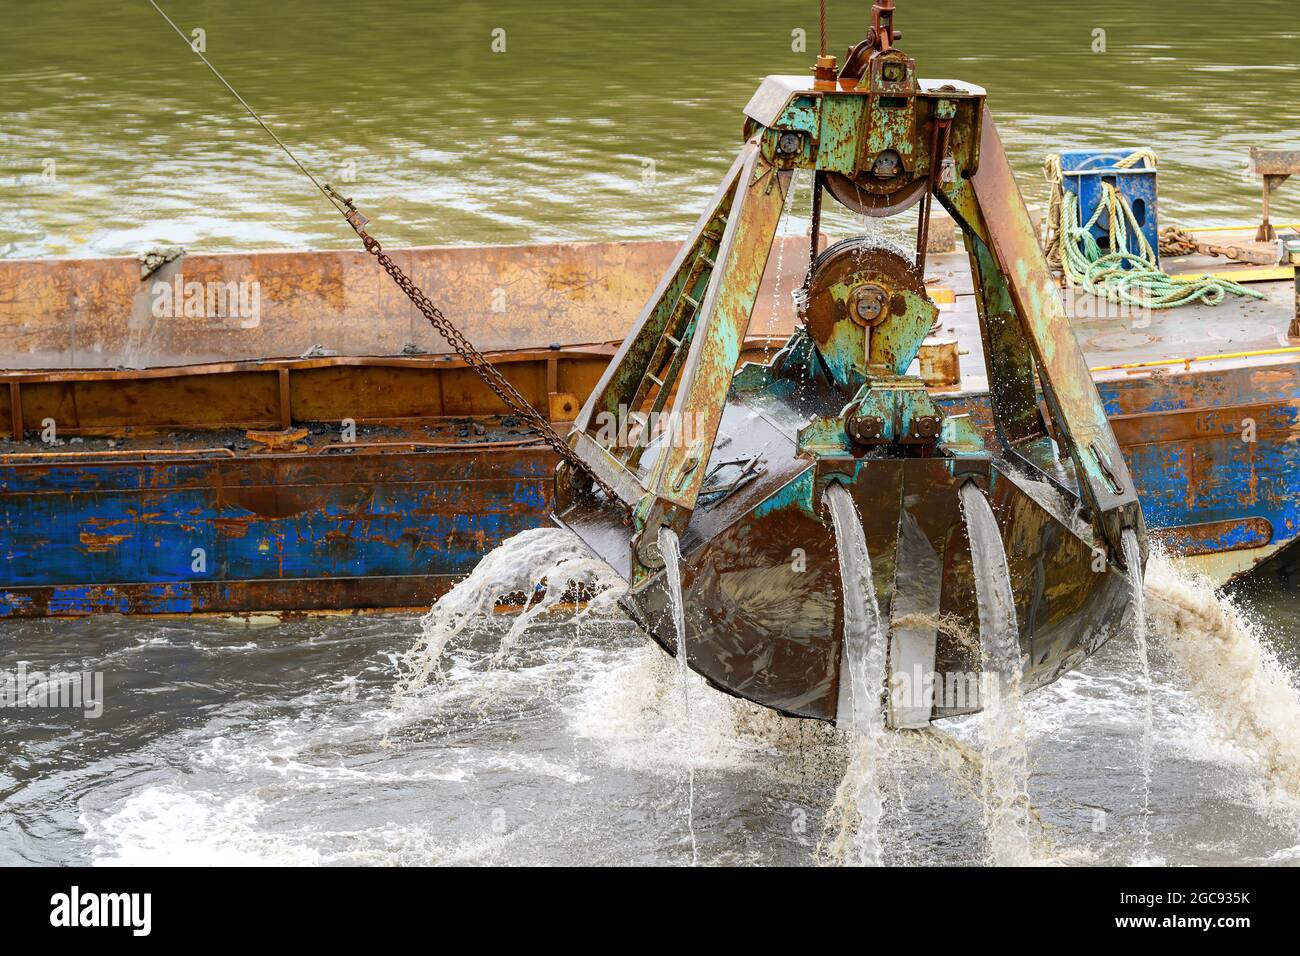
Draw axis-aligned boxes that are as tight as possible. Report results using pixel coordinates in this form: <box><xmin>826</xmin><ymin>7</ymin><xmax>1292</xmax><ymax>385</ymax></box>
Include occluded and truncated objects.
<box><xmin>558</xmin><ymin>356</ymin><xmax>1133</xmax><ymax>726</ymax></box>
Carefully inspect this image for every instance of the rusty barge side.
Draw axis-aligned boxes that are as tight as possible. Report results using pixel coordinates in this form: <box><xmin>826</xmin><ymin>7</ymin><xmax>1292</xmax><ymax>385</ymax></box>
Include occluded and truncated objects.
<box><xmin>1</xmin><ymin>239</ymin><xmax>1298</xmax><ymax>617</ymax></box>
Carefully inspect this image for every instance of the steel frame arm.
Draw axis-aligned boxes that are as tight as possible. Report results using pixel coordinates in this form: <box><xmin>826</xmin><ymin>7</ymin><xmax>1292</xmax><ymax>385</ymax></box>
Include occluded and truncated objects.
<box><xmin>567</xmin><ymin>141</ymin><xmax>790</xmax><ymax>573</ymax></box>
<box><xmin>940</xmin><ymin>108</ymin><xmax>1143</xmax><ymax>558</ymax></box>
<box><xmin>573</xmin><ymin>149</ymin><xmax>749</xmax><ymax>444</ymax></box>
<box><xmin>643</xmin><ymin>147</ymin><xmax>790</xmax><ymax>513</ymax></box>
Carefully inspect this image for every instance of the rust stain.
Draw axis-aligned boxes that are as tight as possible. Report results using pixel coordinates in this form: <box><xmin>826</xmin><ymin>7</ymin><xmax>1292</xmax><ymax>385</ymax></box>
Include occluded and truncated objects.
<box><xmin>78</xmin><ymin>530</ymin><xmax>131</xmax><ymax>553</ymax></box>
<box><xmin>211</xmin><ymin>516</ymin><xmax>255</xmax><ymax>539</ymax></box>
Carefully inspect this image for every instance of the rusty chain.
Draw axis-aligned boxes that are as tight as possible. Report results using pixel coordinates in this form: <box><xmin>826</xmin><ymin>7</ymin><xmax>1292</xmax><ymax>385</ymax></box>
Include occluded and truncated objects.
<box><xmin>336</xmin><ymin>204</ymin><xmax>628</xmax><ymax>517</ymax></box>
<box><xmin>1158</xmin><ymin>225</ymin><xmax>1199</xmax><ymax>258</ymax></box>
<box><xmin>359</xmin><ymin>233</ymin><xmax>626</xmax><ymax>511</ymax></box>
<box><xmin>144</xmin><ymin>4</ymin><xmax>628</xmax><ymax>520</ymax></box>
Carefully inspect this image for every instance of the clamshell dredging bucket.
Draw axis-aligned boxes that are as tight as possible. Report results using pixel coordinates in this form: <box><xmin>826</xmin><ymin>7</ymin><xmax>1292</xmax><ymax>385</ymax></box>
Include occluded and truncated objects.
<box><xmin>597</xmin><ymin>350</ymin><xmax>1134</xmax><ymax>726</ymax></box>
<box><xmin>554</xmin><ymin>10</ymin><xmax>1145</xmax><ymax>727</ymax></box>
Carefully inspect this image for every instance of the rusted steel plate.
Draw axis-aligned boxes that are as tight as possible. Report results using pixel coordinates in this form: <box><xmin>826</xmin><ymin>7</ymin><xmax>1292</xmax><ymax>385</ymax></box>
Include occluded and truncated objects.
<box><xmin>0</xmin><ymin>342</ymin><xmax>795</xmax><ymax>438</ymax></box>
<box><xmin>967</xmin><ymin>107</ymin><xmax>1138</xmax><ymax>531</ymax></box>
<box><xmin>0</xmin><ymin>239</ymin><xmax>811</xmax><ymax>371</ymax></box>
<box><xmin>1150</xmin><ymin>518</ymin><xmax>1274</xmax><ymax>557</ymax></box>
<box><xmin>939</xmin><ymin>357</ymin><xmax>1300</xmax><ymax>580</ymax></box>
<box><xmin>3</xmin><ymin>344</ymin><xmax>1299</xmax><ymax>617</ymax></box>
<box><xmin>1098</xmin><ymin>362</ymin><xmax>1300</xmax><ymax>418</ymax></box>
<box><xmin>0</xmin><ymin>442</ymin><xmax>557</xmax><ymax>619</ymax></box>
<box><xmin>0</xmin><ymin>576</ymin><xmax>459</xmax><ymax>619</ymax></box>
<box><xmin>1250</xmin><ymin>148</ymin><xmax>1300</xmax><ymax>177</ymax></box>
<box><xmin>1108</xmin><ymin>401</ymin><xmax>1295</xmax><ymax>446</ymax></box>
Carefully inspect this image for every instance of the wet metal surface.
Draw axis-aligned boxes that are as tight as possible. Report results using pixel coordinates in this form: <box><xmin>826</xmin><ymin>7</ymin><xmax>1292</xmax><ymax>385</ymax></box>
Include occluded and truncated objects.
<box><xmin>0</xmin><ymin>425</ymin><xmax>553</xmax><ymax>618</ymax></box>
<box><xmin>0</xmin><ymin>239</ymin><xmax>814</xmax><ymax>371</ymax></box>
<box><xmin>556</xmin><ymin>14</ymin><xmax>1147</xmax><ymax>724</ymax></box>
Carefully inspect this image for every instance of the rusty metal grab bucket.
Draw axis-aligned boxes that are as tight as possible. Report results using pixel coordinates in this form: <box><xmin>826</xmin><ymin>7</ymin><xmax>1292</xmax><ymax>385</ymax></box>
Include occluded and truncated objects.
<box><xmin>554</xmin><ymin>8</ymin><xmax>1145</xmax><ymax>727</ymax></box>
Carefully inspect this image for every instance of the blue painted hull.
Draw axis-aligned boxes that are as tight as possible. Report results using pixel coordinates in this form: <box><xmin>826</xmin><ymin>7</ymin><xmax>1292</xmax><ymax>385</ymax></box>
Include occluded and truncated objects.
<box><xmin>2</xmin><ymin>359</ymin><xmax>1297</xmax><ymax>617</ymax></box>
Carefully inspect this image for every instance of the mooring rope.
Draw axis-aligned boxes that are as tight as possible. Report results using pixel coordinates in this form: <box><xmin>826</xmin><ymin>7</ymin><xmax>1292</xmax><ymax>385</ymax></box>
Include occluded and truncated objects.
<box><xmin>1043</xmin><ymin>151</ymin><xmax>1263</xmax><ymax>309</ymax></box>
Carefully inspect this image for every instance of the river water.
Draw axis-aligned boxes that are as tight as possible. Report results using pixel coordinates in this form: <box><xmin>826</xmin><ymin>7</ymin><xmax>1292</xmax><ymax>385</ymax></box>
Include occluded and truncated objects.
<box><xmin>2</xmin><ymin>0</ymin><xmax>1300</xmax><ymax>865</ymax></box>
<box><xmin>2</xmin><ymin>0</ymin><xmax>1297</xmax><ymax>257</ymax></box>
<box><xmin>3</xmin><ymin>555</ymin><xmax>1300</xmax><ymax>867</ymax></box>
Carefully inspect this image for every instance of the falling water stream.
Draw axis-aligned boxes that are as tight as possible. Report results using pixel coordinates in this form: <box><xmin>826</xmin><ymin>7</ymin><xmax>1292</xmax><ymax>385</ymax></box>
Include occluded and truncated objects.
<box><xmin>958</xmin><ymin>482</ymin><xmax>1034</xmax><ymax>866</ymax></box>
<box><xmin>658</xmin><ymin>528</ymin><xmax>698</xmax><ymax>866</ymax></box>
<box><xmin>823</xmin><ymin>482</ymin><xmax>888</xmax><ymax>866</ymax></box>
<box><xmin>1121</xmin><ymin>528</ymin><xmax>1154</xmax><ymax>860</ymax></box>
<box><xmin>395</xmin><ymin>527</ymin><xmax>626</xmax><ymax>698</ymax></box>
<box><xmin>761</xmin><ymin>168</ymin><xmax>804</xmax><ymax>357</ymax></box>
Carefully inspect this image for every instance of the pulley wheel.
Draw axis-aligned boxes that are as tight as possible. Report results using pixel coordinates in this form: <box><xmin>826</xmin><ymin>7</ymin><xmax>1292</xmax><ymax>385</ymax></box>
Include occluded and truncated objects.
<box><xmin>803</xmin><ymin>237</ymin><xmax>926</xmax><ymax>343</ymax></box>
<box><xmin>825</xmin><ymin>171</ymin><xmax>929</xmax><ymax>217</ymax></box>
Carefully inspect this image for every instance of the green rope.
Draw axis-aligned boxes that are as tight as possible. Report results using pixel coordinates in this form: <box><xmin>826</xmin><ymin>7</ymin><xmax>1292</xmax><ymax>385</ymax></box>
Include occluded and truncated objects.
<box><xmin>1048</xmin><ymin>159</ymin><xmax>1264</xmax><ymax>310</ymax></box>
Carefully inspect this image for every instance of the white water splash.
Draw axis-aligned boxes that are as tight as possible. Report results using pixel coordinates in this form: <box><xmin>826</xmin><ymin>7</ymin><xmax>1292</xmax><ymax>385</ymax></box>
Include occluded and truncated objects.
<box><xmin>1146</xmin><ymin>549</ymin><xmax>1300</xmax><ymax>808</ymax></box>
<box><xmin>394</xmin><ymin>527</ymin><xmax>625</xmax><ymax>696</ymax></box>
<box><xmin>959</xmin><ymin>482</ymin><xmax>1033</xmax><ymax>866</ymax></box>
<box><xmin>659</xmin><ymin>528</ymin><xmax>698</xmax><ymax>865</ymax></box>
<box><xmin>570</xmin><ymin>645</ymin><xmax>788</xmax><ymax>772</ymax></box>
<box><xmin>821</xmin><ymin>482</ymin><xmax>888</xmax><ymax>867</ymax></box>
<box><xmin>82</xmin><ymin>785</ymin><xmax>535</xmax><ymax>867</ymax></box>
<box><xmin>1121</xmin><ymin>529</ymin><xmax>1154</xmax><ymax>860</ymax></box>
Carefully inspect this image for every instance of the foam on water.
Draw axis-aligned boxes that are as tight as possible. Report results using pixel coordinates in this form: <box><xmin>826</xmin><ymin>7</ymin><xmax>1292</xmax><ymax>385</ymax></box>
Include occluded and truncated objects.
<box><xmin>83</xmin><ymin>788</ymin><xmax>324</xmax><ymax>867</ymax></box>
<box><xmin>1145</xmin><ymin>549</ymin><xmax>1300</xmax><ymax>811</ymax></box>
<box><xmin>572</xmin><ymin>647</ymin><xmax>728</xmax><ymax>770</ymax></box>
<box><xmin>82</xmin><ymin>784</ymin><xmax>539</xmax><ymax>867</ymax></box>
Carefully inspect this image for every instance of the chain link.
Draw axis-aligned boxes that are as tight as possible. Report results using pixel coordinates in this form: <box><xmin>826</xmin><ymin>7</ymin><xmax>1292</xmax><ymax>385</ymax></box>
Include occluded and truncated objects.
<box><xmin>355</xmin><ymin>232</ymin><xmax>629</xmax><ymax>517</ymax></box>
<box><xmin>1158</xmin><ymin>225</ymin><xmax>1199</xmax><ymax>258</ymax></box>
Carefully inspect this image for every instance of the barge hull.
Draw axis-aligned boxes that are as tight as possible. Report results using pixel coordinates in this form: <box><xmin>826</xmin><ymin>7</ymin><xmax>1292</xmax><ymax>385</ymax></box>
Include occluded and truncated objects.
<box><xmin>2</xmin><ymin>238</ymin><xmax>1297</xmax><ymax>617</ymax></box>
<box><xmin>1</xmin><ymin>443</ymin><xmax>552</xmax><ymax>618</ymax></box>
<box><xmin>4</xmin><ymin>354</ymin><xmax>1298</xmax><ymax>618</ymax></box>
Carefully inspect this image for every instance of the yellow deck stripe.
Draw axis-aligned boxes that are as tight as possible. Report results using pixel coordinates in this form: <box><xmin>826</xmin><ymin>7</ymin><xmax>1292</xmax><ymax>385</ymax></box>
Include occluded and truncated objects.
<box><xmin>1090</xmin><ymin>346</ymin><xmax>1300</xmax><ymax>373</ymax></box>
<box><xmin>1169</xmin><ymin>265</ymin><xmax>1295</xmax><ymax>284</ymax></box>
<box><xmin>1186</xmin><ymin>222</ymin><xmax>1300</xmax><ymax>234</ymax></box>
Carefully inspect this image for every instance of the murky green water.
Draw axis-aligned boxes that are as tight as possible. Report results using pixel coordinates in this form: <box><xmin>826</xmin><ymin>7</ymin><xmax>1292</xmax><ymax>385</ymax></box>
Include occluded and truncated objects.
<box><xmin>2</xmin><ymin>0</ymin><xmax>1297</xmax><ymax>258</ymax></box>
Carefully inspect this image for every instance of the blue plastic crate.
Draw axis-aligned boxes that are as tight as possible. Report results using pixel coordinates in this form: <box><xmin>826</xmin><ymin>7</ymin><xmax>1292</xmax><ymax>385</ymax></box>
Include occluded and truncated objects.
<box><xmin>1058</xmin><ymin>148</ymin><xmax>1159</xmax><ymax>265</ymax></box>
